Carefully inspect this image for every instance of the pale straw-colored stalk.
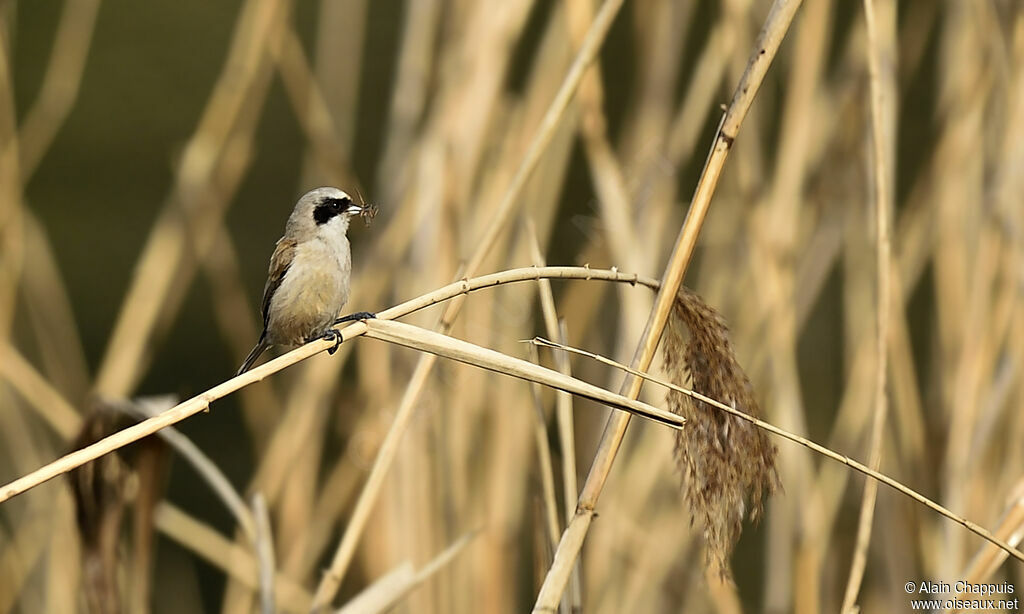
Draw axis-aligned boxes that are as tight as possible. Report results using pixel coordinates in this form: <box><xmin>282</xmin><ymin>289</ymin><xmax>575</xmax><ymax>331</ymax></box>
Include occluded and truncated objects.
<box><xmin>840</xmin><ymin>0</ymin><xmax>895</xmax><ymax>611</ymax></box>
<box><xmin>153</xmin><ymin>503</ymin><xmax>312</xmax><ymax>613</ymax></box>
<box><xmin>94</xmin><ymin>0</ymin><xmax>286</xmax><ymax>397</ymax></box>
<box><xmin>0</xmin><ymin>266</ymin><xmax>655</xmax><ymax>504</ymax></box>
<box><xmin>526</xmin><ymin>344</ymin><xmax>563</xmax><ymax>552</ymax></box>
<box><xmin>16</xmin><ymin>0</ymin><xmax>102</xmax><ymax>180</ymax></box>
<box><xmin>533</xmin><ymin>0</ymin><xmax>804</xmax><ymax>609</ymax></box>
<box><xmin>335</xmin><ymin>532</ymin><xmax>475</xmax><ymax>614</ymax></box>
<box><xmin>252</xmin><ymin>494</ymin><xmax>276</xmax><ymax>614</ymax></box>
<box><xmin>360</xmin><ymin>319</ymin><xmax>682</xmax><ymax>429</ymax></box>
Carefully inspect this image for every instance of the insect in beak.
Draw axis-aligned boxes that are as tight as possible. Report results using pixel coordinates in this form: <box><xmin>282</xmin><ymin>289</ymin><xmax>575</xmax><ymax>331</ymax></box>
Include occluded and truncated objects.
<box><xmin>357</xmin><ymin>203</ymin><xmax>378</xmax><ymax>225</ymax></box>
<box><xmin>351</xmin><ymin>187</ymin><xmax>378</xmax><ymax>226</ymax></box>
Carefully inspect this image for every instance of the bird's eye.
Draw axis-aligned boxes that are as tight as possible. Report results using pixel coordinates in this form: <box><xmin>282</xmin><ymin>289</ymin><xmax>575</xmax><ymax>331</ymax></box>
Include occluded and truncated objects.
<box><xmin>330</xmin><ymin>200</ymin><xmax>341</xmax><ymax>210</ymax></box>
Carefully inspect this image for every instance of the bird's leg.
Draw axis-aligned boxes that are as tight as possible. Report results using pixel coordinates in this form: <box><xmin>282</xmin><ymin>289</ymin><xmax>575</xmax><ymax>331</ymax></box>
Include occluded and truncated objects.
<box><xmin>333</xmin><ymin>311</ymin><xmax>376</xmax><ymax>325</ymax></box>
<box><xmin>320</xmin><ymin>313</ymin><xmax>375</xmax><ymax>355</ymax></box>
<box><xmin>318</xmin><ymin>329</ymin><xmax>344</xmax><ymax>355</ymax></box>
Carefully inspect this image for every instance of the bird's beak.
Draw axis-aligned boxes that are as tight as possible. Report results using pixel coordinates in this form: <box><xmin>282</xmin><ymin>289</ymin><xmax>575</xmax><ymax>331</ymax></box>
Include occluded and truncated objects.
<box><xmin>345</xmin><ymin>203</ymin><xmax>365</xmax><ymax>215</ymax></box>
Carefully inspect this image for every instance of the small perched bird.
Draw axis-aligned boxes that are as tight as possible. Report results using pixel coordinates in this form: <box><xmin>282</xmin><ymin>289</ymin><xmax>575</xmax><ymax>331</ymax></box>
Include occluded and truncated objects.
<box><xmin>237</xmin><ymin>187</ymin><xmax>374</xmax><ymax>375</ymax></box>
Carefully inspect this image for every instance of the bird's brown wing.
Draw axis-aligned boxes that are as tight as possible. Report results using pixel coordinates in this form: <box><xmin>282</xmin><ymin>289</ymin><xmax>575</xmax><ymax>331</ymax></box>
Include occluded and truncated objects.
<box><xmin>260</xmin><ymin>237</ymin><xmax>297</xmax><ymax>330</ymax></box>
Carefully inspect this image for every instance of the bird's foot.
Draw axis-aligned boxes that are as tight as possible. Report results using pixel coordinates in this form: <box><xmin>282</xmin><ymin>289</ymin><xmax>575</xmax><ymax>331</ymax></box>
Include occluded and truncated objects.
<box><xmin>319</xmin><ymin>329</ymin><xmax>343</xmax><ymax>355</ymax></box>
<box><xmin>333</xmin><ymin>311</ymin><xmax>376</xmax><ymax>325</ymax></box>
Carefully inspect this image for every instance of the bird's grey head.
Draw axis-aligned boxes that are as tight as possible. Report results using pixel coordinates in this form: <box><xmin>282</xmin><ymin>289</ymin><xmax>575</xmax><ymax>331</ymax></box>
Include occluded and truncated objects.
<box><xmin>285</xmin><ymin>187</ymin><xmax>365</xmax><ymax>239</ymax></box>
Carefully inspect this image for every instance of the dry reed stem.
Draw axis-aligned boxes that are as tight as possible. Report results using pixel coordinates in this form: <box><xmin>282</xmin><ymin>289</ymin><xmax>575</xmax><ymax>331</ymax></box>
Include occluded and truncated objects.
<box><xmin>935</xmin><ymin>4</ymin><xmax>989</xmax><ymax>573</ymax></box>
<box><xmin>754</xmin><ymin>0</ymin><xmax>836</xmax><ymax>602</ymax></box>
<box><xmin>275</xmin><ymin>24</ymin><xmax>358</xmax><ymax>190</ymax></box>
<box><xmin>252</xmin><ymin>494</ymin><xmax>276</xmax><ymax>614</ymax></box>
<box><xmin>960</xmin><ymin>478</ymin><xmax>1024</xmax><ymax>588</ymax></box>
<box><xmin>618</xmin><ymin>1</ymin><xmax>689</xmax><ymax>201</ymax></box>
<box><xmin>20</xmin><ymin>213</ymin><xmax>91</xmax><ymax>399</ymax></box>
<box><xmin>375</xmin><ymin>0</ymin><xmax>441</xmax><ymax>203</ymax></box>
<box><xmin>0</xmin><ymin>24</ymin><xmax>25</xmax><ymax>342</ymax></box>
<box><xmin>666</xmin><ymin>21</ymin><xmax>733</xmax><ymax>165</ymax></box>
<box><xmin>111</xmin><ymin>397</ymin><xmax>258</xmax><ymax>542</ymax></box>
<box><xmin>529</xmin><ymin>337</ymin><xmax>1024</xmax><ymax>566</ymax></box>
<box><xmin>94</xmin><ymin>0</ymin><xmax>285</xmax><ymax>397</ymax></box>
<box><xmin>0</xmin><ymin>349</ymin><xmax>318</xmax><ymax>611</ymax></box>
<box><xmin>840</xmin><ymin>0</ymin><xmax>895</xmax><ymax>611</ymax></box>
<box><xmin>527</xmin><ymin>344</ymin><xmax>564</xmax><ymax>551</ymax></box>
<box><xmin>435</xmin><ymin>0</ymin><xmax>536</xmax><ymax>204</ymax></box>
<box><xmin>256</xmin><ymin>366</ymin><xmax>333</xmax><ymax>560</ymax></box>
<box><xmin>7</xmin><ymin>2</ymin><xmax>1019</xmax><ymax>611</ymax></box>
<box><xmin>0</xmin><ymin>501</ymin><xmax>56</xmax><ymax>613</ymax></box>
<box><xmin>153</xmin><ymin>503</ymin><xmax>312</xmax><ymax>613</ymax></box>
<box><xmin>445</xmin><ymin>0</ymin><xmax>624</xmax><ymax>296</ymax></box>
<box><xmin>42</xmin><ymin>493</ymin><xmax>79</xmax><ymax>614</ymax></box>
<box><xmin>309</xmin><ymin>1</ymin><xmax>626</xmax><ymax>606</ymax></box>
<box><xmin>0</xmin><ymin>345</ymin><xmax>82</xmax><ymax>441</ymax></box>
<box><xmin>16</xmin><ymin>0</ymin><xmax>102</xmax><ymax>180</ymax></box>
<box><xmin>0</xmin><ymin>414</ymin><xmax>53</xmax><ymax>594</ymax></box>
<box><xmin>767</xmin><ymin>0</ymin><xmax>831</xmax><ymax>248</ymax></box>
<box><xmin>334</xmin><ymin>532</ymin><xmax>475</xmax><ymax>614</ymax></box>
<box><xmin>0</xmin><ymin>267</ymin><xmax>655</xmax><ymax>503</ymax></box>
<box><xmin>254</xmin><ymin>120</ymin><xmax>520</xmax><ymax>591</ymax></box>
<box><xmin>307</xmin><ymin>0</ymin><xmax>365</xmax><ymax>161</ymax></box>
<box><xmin>566</xmin><ymin>0</ymin><xmax>648</xmax><ymax>347</ymax></box>
<box><xmin>576</xmin><ymin>2</ymin><xmax>701</xmax><ymax>586</ymax></box>
<box><xmin>886</xmin><ymin>265</ymin><xmax>927</xmax><ymax>474</ymax></box>
<box><xmin>534</xmin><ymin>0</ymin><xmax>804</xmax><ymax>608</ymax></box>
<box><xmin>294</xmin><ymin>436</ymin><xmax>364</xmax><ymax>567</ymax></box>
<box><xmin>804</xmin><ymin>135</ymin><xmax>940</xmax><ymax>571</ymax></box>
<box><xmin>527</xmin><ymin>223</ymin><xmax>581</xmax><ymax>612</ymax></box>
<box><xmin>527</xmin><ymin>222</ymin><xmax>578</xmax><ymax>519</ymax></box>
<box><xmin>362</xmin><ymin>319</ymin><xmax>682</xmax><ymax>429</ymax></box>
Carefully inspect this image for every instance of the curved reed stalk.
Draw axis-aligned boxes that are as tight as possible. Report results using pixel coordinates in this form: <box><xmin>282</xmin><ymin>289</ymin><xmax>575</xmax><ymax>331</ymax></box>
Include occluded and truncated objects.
<box><xmin>0</xmin><ymin>266</ymin><xmax>656</xmax><ymax>505</ymax></box>
<box><xmin>840</xmin><ymin>0</ymin><xmax>895</xmax><ymax>611</ymax></box>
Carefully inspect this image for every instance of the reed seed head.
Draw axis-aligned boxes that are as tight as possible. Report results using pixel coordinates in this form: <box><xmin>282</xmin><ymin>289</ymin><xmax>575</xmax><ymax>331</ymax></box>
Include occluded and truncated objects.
<box><xmin>662</xmin><ymin>287</ymin><xmax>779</xmax><ymax>577</ymax></box>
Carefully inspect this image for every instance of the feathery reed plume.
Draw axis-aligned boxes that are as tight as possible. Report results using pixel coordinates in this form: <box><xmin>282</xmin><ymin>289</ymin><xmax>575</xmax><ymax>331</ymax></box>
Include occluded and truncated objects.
<box><xmin>662</xmin><ymin>287</ymin><xmax>779</xmax><ymax>575</ymax></box>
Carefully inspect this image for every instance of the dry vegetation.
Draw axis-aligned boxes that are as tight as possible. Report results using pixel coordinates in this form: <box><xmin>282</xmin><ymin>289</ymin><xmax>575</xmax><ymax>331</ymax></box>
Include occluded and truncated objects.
<box><xmin>2</xmin><ymin>0</ymin><xmax>1024</xmax><ymax>612</ymax></box>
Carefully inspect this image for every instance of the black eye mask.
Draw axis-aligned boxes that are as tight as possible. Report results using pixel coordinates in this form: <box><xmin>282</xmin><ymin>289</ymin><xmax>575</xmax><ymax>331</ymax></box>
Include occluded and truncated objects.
<box><xmin>313</xmin><ymin>197</ymin><xmax>352</xmax><ymax>225</ymax></box>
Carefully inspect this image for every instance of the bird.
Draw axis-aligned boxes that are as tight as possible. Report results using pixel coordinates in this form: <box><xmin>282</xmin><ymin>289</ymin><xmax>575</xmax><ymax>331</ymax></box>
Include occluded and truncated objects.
<box><xmin>236</xmin><ymin>187</ymin><xmax>374</xmax><ymax>375</ymax></box>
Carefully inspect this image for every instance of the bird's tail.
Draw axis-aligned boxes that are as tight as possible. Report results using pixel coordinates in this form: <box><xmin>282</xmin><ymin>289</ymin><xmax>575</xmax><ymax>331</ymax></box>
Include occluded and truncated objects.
<box><xmin>237</xmin><ymin>337</ymin><xmax>269</xmax><ymax>376</ymax></box>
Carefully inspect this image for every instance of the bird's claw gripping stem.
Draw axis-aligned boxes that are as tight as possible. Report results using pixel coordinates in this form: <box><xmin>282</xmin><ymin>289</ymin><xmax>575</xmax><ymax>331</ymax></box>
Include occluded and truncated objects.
<box><xmin>319</xmin><ymin>329</ymin><xmax>343</xmax><ymax>355</ymax></box>
<box><xmin>333</xmin><ymin>311</ymin><xmax>376</xmax><ymax>325</ymax></box>
<box><xmin>319</xmin><ymin>312</ymin><xmax>374</xmax><ymax>355</ymax></box>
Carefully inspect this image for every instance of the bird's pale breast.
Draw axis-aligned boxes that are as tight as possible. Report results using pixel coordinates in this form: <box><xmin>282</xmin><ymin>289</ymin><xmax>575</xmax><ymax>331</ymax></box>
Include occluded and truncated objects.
<box><xmin>266</xmin><ymin>236</ymin><xmax>351</xmax><ymax>346</ymax></box>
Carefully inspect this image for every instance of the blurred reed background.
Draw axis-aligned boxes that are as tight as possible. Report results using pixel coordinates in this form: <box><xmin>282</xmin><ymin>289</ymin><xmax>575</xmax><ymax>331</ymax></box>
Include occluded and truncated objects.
<box><xmin>1</xmin><ymin>0</ymin><xmax>1023</xmax><ymax>612</ymax></box>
